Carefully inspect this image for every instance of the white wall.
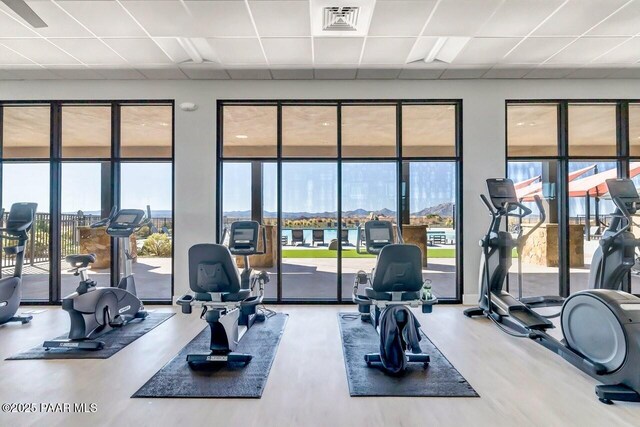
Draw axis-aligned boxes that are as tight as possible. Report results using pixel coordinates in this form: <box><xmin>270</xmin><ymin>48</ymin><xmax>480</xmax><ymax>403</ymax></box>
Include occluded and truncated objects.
<box><xmin>2</xmin><ymin>78</ymin><xmax>640</xmax><ymax>301</ymax></box>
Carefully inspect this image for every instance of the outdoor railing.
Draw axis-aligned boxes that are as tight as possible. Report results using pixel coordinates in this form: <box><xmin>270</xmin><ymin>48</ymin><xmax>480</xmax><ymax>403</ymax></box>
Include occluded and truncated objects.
<box><xmin>2</xmin><ymin>212</ymin><xmax>173</xmax><ymax>269</ymax></box>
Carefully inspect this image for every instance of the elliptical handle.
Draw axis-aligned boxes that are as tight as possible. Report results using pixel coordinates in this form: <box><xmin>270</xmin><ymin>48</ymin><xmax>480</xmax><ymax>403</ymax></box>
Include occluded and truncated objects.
<box><xmin>90</xmin><ymin>206</ymin><xmax>117</xmax><ymax>228</ymax></box>
<box><xmin>480</xmin><ymin>194</ymin><xmax>495</xmax><ymax>215</ymax></box>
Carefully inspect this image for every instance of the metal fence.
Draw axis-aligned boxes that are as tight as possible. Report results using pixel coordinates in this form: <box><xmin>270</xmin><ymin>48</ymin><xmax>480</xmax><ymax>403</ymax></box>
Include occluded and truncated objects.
<box><xmin>2</xmin><ymin>212</ymin><xmax>173</xmax><ymax>269</ymax></box>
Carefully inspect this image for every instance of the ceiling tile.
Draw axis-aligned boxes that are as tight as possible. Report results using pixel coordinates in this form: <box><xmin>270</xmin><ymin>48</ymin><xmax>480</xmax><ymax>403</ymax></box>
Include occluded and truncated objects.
<box><xmin>398</xmin><ymin>67</ymin><xmax>444</xmax><ymax>79</ymax></box>
<box><xmin>227</xmin><ymin>68</ymin><xmax>272</xmax><ymax>79</ymax></box>
<box><xmin>361</xmin><ymin>37</ymin><xmax>416</xmax><ymax>64</ymax></box>
<box><xmin>249</xmin><ymin>1</ymin><xmax>310</xmax><ymax>36</ymax></box>
<box><xmin>476</xmin><ymin>0</ymin><xmax>566</xmax><ymax>37</ymax></box>
<box><xmin>423</xmin><ymin>0</ymin><xmax>503</xmax><ymax>36</ymax></box>
<box><xmin>440</xmin><ymin>67</ymin><xmax>490</xmax><ymax>79</ymax></box>
<box><xmin>546</xmin><ymin>37</ymin><xmax>627</xmax><ymax>64</ymax></box>
<box><xmin>0</xmin><ymin>8</ymin><xmax>39</xmax><ymax>37</ymax></box>
<box><xmin>58</xmin><ymin>1</ymin><xmax>146</xmax><ymax>37</ymax></box>
<box><xmin>313</xmin><ymin>38</ymin><xmax>363</xmax><ymax>64</ymax></box>
<box><xmin>0</xmin><ymin>43</ymin><xmax>34</xmax><ymax>65</ymax></box>
<box><xmin>533</xmin><ymin>0</ymin><xmax>629</xmax><ymax>36</ymax></box>
<box><xmin>6</xmin><ymin>1</ymin><xmax>92</xmax><ymax>38</ymax></box>
<box><xmin>271</xmin><ymin>68</ymin><xmax>314</xmax><ymax>79</ymax></box>
<box><xmin>262</xmin><ymin>38</ymin><xmax>311</xmax><ymax>64</ymax></box>
<box><xmin>524</xmin><ymin>66</ymin><xmax>576</xmax><ymax>78</ymax></box>
<box><xmin>179</xmin><ymin>64</ymin><xmax>230</xmax><ymax>79</ymax></box>
<box><xmin>593</xmin><ymin>38</ymin><xmax>640</xmax><ymax>64</ymax></box>
<box><xmin>186</xmin><ymin>1</ymin><xmax>257</xmax><ymax>37</ymax></box>
<box><xmin>502</xmin><ymin>37</ymin><xmax>575</xmax><ymax>64</ymax></box>
<box><xmin>357</xmin><ymin>68</ymin><xmax>401</xmax><ymax>79</ymax></box>
<box><xmin>0</xmin><ymin>39</ymin><xmax>80</xmax><ymax>65</ymax></box>
<box><xmin>589</xmin><ymin>0</ymin><xmax>640</xmax><ymax>36</ymax></box>
<box><xmin>102</xmin><ymin>38</ymin><xmax>172</xmax><ymax>64</ymax></box>
<box><xmin>453</xmin><ymin>38</ymin><xmax>521</xmax><ymax>64</ymax></box>
<box><xmin>137</xmin><ymin>67</ymin><xmax>188</xmax><ymax>80</ymax></box>
<box><xmin>207</xmin><ymin>38</ymin><xmax>266</xmax><ymax>64</ymax></box>
<box><xmin>482</xmin><ymin>67</ymin><xmax>531</xmax><ymax>79</ymax></box>
<box><xmin>120</xmin><ymin>0</ymin><xmax>192</xmax><ymax>37</ymax></box>
<box><xmin>369</xmin><ymin>1</ymin><xmax>436</xmax><ymax>37</ymax></box>
<box><xmin>313</xmin><ymin>68</ymin><xmax>357</xmax><ymax>79</ymax></box>
<box><xmin>49</xmin><ymin>39</ymin><xmax>127</xmax><ymax>65</ymax></box>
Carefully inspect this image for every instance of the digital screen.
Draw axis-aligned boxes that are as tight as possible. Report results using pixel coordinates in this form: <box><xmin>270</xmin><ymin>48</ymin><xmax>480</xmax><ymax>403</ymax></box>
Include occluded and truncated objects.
<box><xmin>233</xmin><ymin>228</ymin><xmax>255</xmax><ymax>243</ymax></box>
<box><xmin>369</xmin><ymin>227</ymin><xmax>391</xmax><ymax>242</ymax></box>
<box><xmin>114</xmin><ymin>214</ymin><xmax>139</xmax><ymax>224</ymax></box>
<box><xmin>607</xmin><ymin>179</ymin><xmax>639</xmax><ymax>200</ymax></box>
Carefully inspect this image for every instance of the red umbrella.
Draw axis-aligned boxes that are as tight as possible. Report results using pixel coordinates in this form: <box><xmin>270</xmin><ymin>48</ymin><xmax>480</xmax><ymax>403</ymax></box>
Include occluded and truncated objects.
<box><xmin>568</xmin><ymin>162</ymin><xmax>640</xmax><ymax>197</ymax></box>
<box><xmin>517</xmin><ymin>164</ymin><xmax>597</xmax><ymax>201</ymax></box>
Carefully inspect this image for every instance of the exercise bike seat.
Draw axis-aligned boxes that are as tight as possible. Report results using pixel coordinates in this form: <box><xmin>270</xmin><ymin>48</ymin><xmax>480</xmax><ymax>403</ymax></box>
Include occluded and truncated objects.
<box><xmin>65</xmin><ymin>254</ymin><xmax>96</xmax><ymax>268</ymax></box>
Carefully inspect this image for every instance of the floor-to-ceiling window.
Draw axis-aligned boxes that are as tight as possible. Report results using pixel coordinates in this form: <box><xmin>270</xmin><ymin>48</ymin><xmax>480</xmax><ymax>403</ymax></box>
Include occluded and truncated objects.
<box><xmin>507</xmin><ymin>100</ymin><xmax>633</xmax><ymax>297</ymax></box>
<box><xmin>219</xmin><ymin>100</ymin><xmax>462</xmax><ymax>302</ymax></box>
<box><xmin>0</xmin><ymin>101</ymin><xmax>174</xmax><ymax>303</ymax></box>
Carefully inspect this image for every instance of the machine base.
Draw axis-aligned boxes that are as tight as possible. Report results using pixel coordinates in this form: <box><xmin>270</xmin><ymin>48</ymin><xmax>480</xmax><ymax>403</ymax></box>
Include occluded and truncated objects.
<box><xmin>364</xmin><ymin>352</ymin><xmax>430</xmax><ymax>368</ymax></box>
<box><xmin>43</xmin><ymin>339</ymin><xmax>105</xmax><ymax>351</ymax></box>
<box><xmin>187</xmin><ymin>352</ymin><xmax>253</xmax><ymax>366</ymax></box>
<box><xmin>7</xmin><ymin>315</ymin><xmax>32</xmax><ymax>324</ymax></box>
<box><xmin>463</xmin><ymin>307</ymin><xmax>484</xmax><ymax>318</ymax></box>
<box><xmin>595</xmin><ymin>384</ymin><xmax>640</xmax><ymax>404</ymax></box>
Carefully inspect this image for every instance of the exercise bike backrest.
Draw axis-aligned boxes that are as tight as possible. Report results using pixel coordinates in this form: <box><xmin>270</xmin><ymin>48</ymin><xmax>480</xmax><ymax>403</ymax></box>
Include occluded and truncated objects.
<box><xmin>0</xmin><ymin>203</ymin><xmax>37</xmax><ymax>242</ymax></box>
<box><xmin>356</xmin><ymin>220</ymin><xmax>403</xmax><ymax>255</ymax></box>
<box><xmin>483</xmin><ymin>178</ymin><xmax>546</xmax><ymax>241</ymax></box>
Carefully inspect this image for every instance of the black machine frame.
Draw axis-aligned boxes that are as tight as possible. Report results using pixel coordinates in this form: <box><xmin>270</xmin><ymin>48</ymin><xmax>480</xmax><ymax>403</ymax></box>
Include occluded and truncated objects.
<box><xmin>0</xmin><ymin>99</ymin><xmax>175</xmax><ymax>305</ymax></box>
<box><xmin>506</xmin><ymin>99</ymin><xmax>640</xmax><ymax>297</ymax></box>
<box><xmin>217</xmin><ymin>99</ymin><xmax>463</xmax><ymax>303</ymax></box>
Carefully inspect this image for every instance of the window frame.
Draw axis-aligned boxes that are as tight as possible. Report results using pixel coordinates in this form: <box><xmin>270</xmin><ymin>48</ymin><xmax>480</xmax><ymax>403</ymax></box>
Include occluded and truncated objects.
<box><xmin>0</xmin><ymin>99</ymin><xmax>175</xmax><ymax>305</ymax></box>
<box><xmin>218</xmin><ymin>99</ymin><xmax>463</xmax><ymax>303</ymax></box>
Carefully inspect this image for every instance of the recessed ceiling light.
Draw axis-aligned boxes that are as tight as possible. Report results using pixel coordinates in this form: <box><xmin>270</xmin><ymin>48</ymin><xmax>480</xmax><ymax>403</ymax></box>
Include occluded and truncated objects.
<box><xmin>529</xmin><ymin>122</ymin><xmax>536</xmax><ymax>126</ymax></box>
<box><xmin>160</xmin><ymin>122</ymin><xmax>169</xmax><ymax>127</ymax></box>
<box><xmin>236</xmin><ymin>135</ymin><xmax>248</xmax><ymax>139</ymax></box>
<box><xmin>322</xmin><ymin>122</ymin><xmax>331</xmax><ymax>126</ymax></box>
<box><xmin>516</xmin><ymin>122</ymin><xmax>525</xmax><ymax>126</ymax></box>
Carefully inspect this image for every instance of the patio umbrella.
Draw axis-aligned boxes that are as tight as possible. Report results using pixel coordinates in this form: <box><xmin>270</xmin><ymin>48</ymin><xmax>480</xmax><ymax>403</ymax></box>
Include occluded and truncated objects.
<box><xmin>517</xmin><ymin>163</ymin><xmax>597</xmax><ymax>201</ymax></box>
<box><xmin>568</xmin><ymin>162</ymin><xmax>640</xmax><ymax>197</ymax></box>
<box><xmin>514</xmin><ymin>175</ymin><xmax>540</xmax><ymax>190</ymax></box>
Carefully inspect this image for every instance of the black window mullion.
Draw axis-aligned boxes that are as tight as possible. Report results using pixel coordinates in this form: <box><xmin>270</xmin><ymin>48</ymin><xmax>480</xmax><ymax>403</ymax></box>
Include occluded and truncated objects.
<box><xmin>618</xmin><ymin>101</ymin><xmax>630</xmax><ymax>178</ymax></box>
<box><xmin>276</xmin><ymin>103</ymin><xmax>282</xmax><ymax>303</ymax></box>
<box><xmin>558</xmin><ymin>101</ymin><xmax>570</xmax><ymax>298</ymax></box>
<box><xmin>337</xmin><ymin>103</ymin><xmax>342</xmax><ymax>302</ymax></box>
<box><xmin>396</xmin><ymin>102</ymin><xmax>404</xmax><ymax>229</ymax></box>
<box><xmin>50</xmin><ymin>102</ymin><xmax>62</xmax><ymax>303</ymax></box>
<box><xmin>111</xmin><ymin>103</ymin><xmax>121</xmax><ymax>288</ymax></box>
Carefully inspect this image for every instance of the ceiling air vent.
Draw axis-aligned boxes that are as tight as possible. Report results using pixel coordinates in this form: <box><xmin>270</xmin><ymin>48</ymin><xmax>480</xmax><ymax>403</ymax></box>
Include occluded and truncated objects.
<box><xmin>323</xmin><ymin>6</ymin><xmax>359</xmax><ymax>31</ymax></box>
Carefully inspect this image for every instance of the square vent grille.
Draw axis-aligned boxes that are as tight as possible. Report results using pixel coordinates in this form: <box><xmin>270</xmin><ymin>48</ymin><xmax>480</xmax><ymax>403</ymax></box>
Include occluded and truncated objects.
<box><xmin>323</xmin><ymin>6</ymin><xmax>359</xmax><ymax>31</ymax></box>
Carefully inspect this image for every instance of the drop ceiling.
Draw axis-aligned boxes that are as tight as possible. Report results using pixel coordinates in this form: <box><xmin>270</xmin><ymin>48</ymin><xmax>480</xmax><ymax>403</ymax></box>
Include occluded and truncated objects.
<box><xmin>1</xmin><ymin>0</ymin><xmax>640</xmax><ymax>80</ymax></box>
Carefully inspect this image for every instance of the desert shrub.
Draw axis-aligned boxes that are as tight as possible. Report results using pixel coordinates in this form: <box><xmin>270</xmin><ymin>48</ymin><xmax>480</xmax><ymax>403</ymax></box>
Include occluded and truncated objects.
<box><xmin>139</xmin><ymin>233</ymin><xmax>172</xmax><ymax>257</ymax></box>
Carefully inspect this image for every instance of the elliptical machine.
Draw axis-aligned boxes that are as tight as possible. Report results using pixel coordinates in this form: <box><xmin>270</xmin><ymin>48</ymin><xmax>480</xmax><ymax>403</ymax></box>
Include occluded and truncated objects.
<box><xmin>177</xmin><ymin>220</ymin><xmax>269</xmax><ymax>366</ymax></box>
<box><xmin>43</xmin><ymin>208</ymin><xmax>149</xmax><ymax>350</ymax></box>
<box><xmin>0</xmin><ymin>203</ymin><xmax>37</xmax><ymax>326</ymax></box>
<box><xmin>465</xmin><ymin>178</ymin><xmax>640</xmax><ymax>404</ymax></box>
<box><xmin>352</xmin><ymin>220</ymin><xmax>437</xmax><ymax>373</ymax></box>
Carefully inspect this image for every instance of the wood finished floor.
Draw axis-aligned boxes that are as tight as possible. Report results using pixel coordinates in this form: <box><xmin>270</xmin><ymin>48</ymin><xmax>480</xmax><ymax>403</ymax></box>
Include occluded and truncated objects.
<box><xmin>0</xmin><ymin>305</ymin><xmax>639</xmax><ymax>427</ymax></box>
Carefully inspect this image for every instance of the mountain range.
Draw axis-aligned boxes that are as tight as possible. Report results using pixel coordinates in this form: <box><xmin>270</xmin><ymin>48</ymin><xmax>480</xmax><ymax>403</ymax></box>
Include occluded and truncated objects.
<box><xmin>224</xmin><ymin>203</ymin><xmax>454</xmax><ymax>219</ymax></box>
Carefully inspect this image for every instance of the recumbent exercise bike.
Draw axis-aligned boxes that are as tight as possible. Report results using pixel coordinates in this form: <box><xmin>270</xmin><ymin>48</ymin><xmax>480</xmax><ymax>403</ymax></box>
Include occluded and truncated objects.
<box><xmin>178</xmin><ymin>220</ymin><xmax>269</xmax><ymax>366</ymax></box>
<box><xmin>352</xmin><ymin>220</ymin><xmax>437</xmax><ymax>372</ymax></box>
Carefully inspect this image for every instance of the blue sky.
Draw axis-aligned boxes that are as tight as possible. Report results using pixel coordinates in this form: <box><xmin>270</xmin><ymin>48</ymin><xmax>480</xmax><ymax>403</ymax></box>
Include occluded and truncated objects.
<box><xmin>2</xmin><ymin>162</ymin><xmax>172</xmax><ymax>214</ymax></box>
<box><xmin>223</xmin><ymin>162</ymin><xmax>457</xmax><ymax>213</ymax></box>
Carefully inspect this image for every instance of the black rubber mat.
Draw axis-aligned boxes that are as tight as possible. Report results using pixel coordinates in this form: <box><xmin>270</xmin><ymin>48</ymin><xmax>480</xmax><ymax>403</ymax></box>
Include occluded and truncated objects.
<box><xmin>7</xmin><ymin>312</ymin><xmax>174</xmax><ymax>360</ymax></box>
<box><xmin>132</xmin><ymin>313</ymin><xmax>288</xmax><ymax>398</ymax></box>
<box><xmin>338</xmin><ymin>312</ymin><xmax>478</xmax><ymax>397</ymax></box>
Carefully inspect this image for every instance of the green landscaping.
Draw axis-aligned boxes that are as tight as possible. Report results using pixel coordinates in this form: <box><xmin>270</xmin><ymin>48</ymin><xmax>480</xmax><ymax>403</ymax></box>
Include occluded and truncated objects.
<box><xmin>281</xmin><ymin>248</ymin><xmax>456</xmax><ymax>259</ymax></box>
